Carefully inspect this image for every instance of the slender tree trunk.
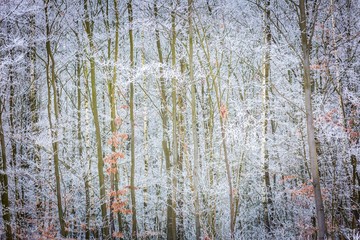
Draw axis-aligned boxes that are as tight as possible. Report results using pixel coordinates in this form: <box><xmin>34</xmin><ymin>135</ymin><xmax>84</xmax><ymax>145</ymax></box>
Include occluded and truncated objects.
<box><xmin>44</xmin><ymin>2</ymin><xmax>67</xmax><ymax>236</ymax></box>
<box><xmin>102</xmin><ymin>0</ymin><xmax>122</xmax><ymax>234</ymax></box>
<box><xmin>154</xmin><ymin>2</ymin><xmax>176</xmax><ymax>239</ymax></box>
<box><xmin>170</xmin><ymin>3</ymin><xmax>178</xmax><ymax>238</ymax></box>
<box><xmin>177</xmin><ymin>58</ymin><xmax>186</xmax><ymax>240</ymax></box>
<box><xmin>0</xmin><ymin>99</ymin><xmax>13</xmax><ymax>240</ymax></box>
<box><xmin>28</xmin><ymin>12</ymin><xmax>43</xmax><ymax>229</ymax></box>
<box><xmin>199</xmin><ymin>70</ymin><xmax>216</xmax><ymax>238</ymax></box>
<box><xmin>75</xmin><ymin>33</ymin><xmax>93</xmax><ymax>239</ymax></box>
<box><xmin>112</xmin><ymin>0</ymin><xmax>123</xmax><ymax>233</ymax></box>
<box><xmin>102</xmin><ymin>0</ymin><xmax>116</xmax><ymax>234</ymax></box>
<box><xmin>299</xmin><ymin>1</ymin><xmax>327</xmax><ymax>238</ymax></box>
<box><xmin>261</xmin><ymin>0</ymin><xmax>272</xmax><ymax>233</ymax></box>
<box><xmin>127</xmin><ymin>1</ymin><xmax>138</xmax><ymax>237</ymax></box>
<box><xmin>84</xmin><ymin>77</ymin><xmax>92</xmax><ymax>239</ymax></box>
<box><xmin>213</xmin><ymin>67</ymin><xmax>235</xmax><ymax>237</ymax></box>
<box><xmin>328</xmin><ymin>1</ymin><xmax>343</xmax><ymax>234</ymax></box>
<box><xmin>213</xmin><ymin>72</ymin><xmax>234</xmax><ymax>239</ymax></box>
<box><xmin>188</xmin><ymin>0</ymin><xmax>201</xmax><ymax>238</ymax></box>
<box><xmin>83</xmin><ymin>0</ymin><xmax>109</xmax><ymax>237</ymax></box>
<box><xmin>140</xmin><ymin>29</ymin><xmax>149</xmax><ymax>235</ymax></box>
<box><xmin>195</xmin><ymin>18</ymin><xmax>234</xmax><ymax>237</ymax></box>
<box><xmin>8</xmin><ymin>42</ymin><xmax>21</xmax><ymax>237</ymax></box>
<box><xmin>75</xmin><ymin>52</ymin><xmax>92</xmax><ymax>239</ymax></box>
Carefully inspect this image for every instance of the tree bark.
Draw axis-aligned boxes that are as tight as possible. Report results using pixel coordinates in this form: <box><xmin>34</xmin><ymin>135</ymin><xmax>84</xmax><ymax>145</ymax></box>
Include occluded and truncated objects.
<box><xmin>44</xmin><ymin>1</ymin><xmax>67</xmax><ymax>236</ymax></box>
<box><xmin>140</xmin><ymin>29</ymin><xmax>150</xmax><ymax>235</ymax></box>
<box><xmin>112</xmin><ymin>0</ymin><xmax>123</xmax><ymax>233</ymax></box>
<box><xmin>0</xmin><ymin>98</ymin><xmax>13</xmax><ymax>240</ymax></box>
<box><xmin>28</xmin><ymin>11</ymin><xmax>43</xmax><ymax>228</ymax></box>
<box><xmin>188</xmin><ymin>0</ymin><xmax>201</xmax><ymax>238</ymax></box>
<box><xmin>154</xmin><ymin>1</ymin><xmax>176</xmax><ymax>239</ymax></box>
<box><xmin>127</xmin><ymin>0</ymin><xmax>138</xmax><ymax>237</ymax></box>
<box><xmin>83</xmin><ymin>0</ymin><xmax>109</xmax><ymax>237</ymax></box>
<box><xmin>299</xmin><ymin>0</ymin><xmax>327</xmax><ymax>238</ymax></box>
<box><xmin>170</xmin><ymin>2</ymin><xmax>178</xmax><ymax>238</ymax></box>
<box><xmin>177</xmin><ymin>58</ymin><xmax>187</xmax><ymax>240</ymax></box>
<box><xmin>261</xmin><ymin>0</ymin><xmax>272</xmax><ymax>233</ymax></box>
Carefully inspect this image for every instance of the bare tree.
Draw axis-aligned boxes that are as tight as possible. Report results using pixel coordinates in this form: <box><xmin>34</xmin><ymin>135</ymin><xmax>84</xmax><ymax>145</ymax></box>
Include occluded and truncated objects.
<box><xmin>299</xmin><ymin>0</ymin><xmax>327</xmax><ymax>238</ymax></box>
<box><xmin>83</xmin><ymin>0</ymin><xmax>109</xmax><ymax>237</ymax></box>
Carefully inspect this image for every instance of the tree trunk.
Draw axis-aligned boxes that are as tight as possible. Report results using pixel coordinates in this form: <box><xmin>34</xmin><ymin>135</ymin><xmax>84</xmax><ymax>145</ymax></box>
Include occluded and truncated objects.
<box><xmin>0</xmin><ymin>98</ymin><xmax>13</xmax><ymax>240</ymax></box>
<box><xmin>84</xmin><ymin>81</ymin><xmax>92</xmax><ymax>239</ymax></box>
<box><xmin>213</xmin><ymin>66</ymin><xmax>234</xmax><ymax>240</ymax></box>
<box><xmin>75</xmin><ymin>52</ymin><xmax>92</xmax><ymax>239</ymax></box>
<box><xmin>195</xmin><ymin>17</ymin><xmax>234</xmax><ymax>237</ymax></box>
<box><xmin>188</xmin><ymin>0</ymin><xmax>201</xmax><ymax>238</ymax></box>
<box><xmin>83</xmin><ymin>0</ymin><xmax>109</xmax><ymax>237</ymax></box>
<box><xmin>8</xmin><ymin>38</ymin><xmax>21</xmax><ymax>237</ymax></box>
<box><xmin>127</xmin><ymin>1</ymin><xmax>138</xmax><ymax>237</ymax></box>
<box><xmin>44</xmin><ymin>2</ymin><xmax>67</xmax><ymax>236</ymax></box>
<box><xmin>28</xmin><ymin>11</ymin><xmax>43</xmax><ymax>229</ymax></box>
<box><xmin>154</xmin><ymin>1</ymin><xmax>176</xmax><ymax>239</ymax></box>
<box><xmin>112</xmin><ymin>0</ymin><xmax>123</xmax><ymax>233</ymax></box>
<box><xmin>177</xmin><ymin>58</ymin><xmax>187</xmax><ymax>240</ymax></box>
<box><xmin>101</xmin><ymin>0</ymin><xmax>122</xmax><ymax>234</ymax></box>
<box><xmin>261</xmin><ymin>0</ymin><xmax>272</xmax><ymax>233</ymax></box>
<box><xmin>140</xmin><ymin>29</ymin><xmax>150</xmax><ymax>235</ymax></box>
<box><xmin>202</xmin><ymin>79</ymin><xmax>215</xmax><ymax>238</ymax></box>
<box><xmin>299</xmin><ymin>0</ymin><xmax>327</xmax><ymax>238</ymax></box>
<box><xmin>170</xmin><ymin>2</ymin><xmax>178</xmax><ymax>238</ymax></box>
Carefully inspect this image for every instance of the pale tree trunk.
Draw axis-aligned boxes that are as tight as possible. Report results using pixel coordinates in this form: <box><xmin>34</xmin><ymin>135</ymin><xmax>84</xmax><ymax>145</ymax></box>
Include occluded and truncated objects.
<box><xmin>170</xmin><ymin>2</ymin><xmax>178</xmax><ymax>238</ymax></box>
<box><xmin>207</xmin><ymin>106</ymin><xmax>216</xmax><ymax>238</ymax></box>
<box><xmin>234</xmin><ymin>149</ymin><xmax>245</xmax><ymax>230</ymax></box>
<box><xmin>127</xmin><ymin>0</ymin><xmax>138</xmax><ymax>237</ymax></box>
<box><xmin>177</xmin><ymin>58</ymin><xmax>187</xmax><ymax>240</ymax></box>
<box><xmin>44</xmin><ymin>1</ymin><xmax>67</xmax><ymax>236</ymax></box>
<box><xmin>83</xmin><ymin>63</ymin><xmax>93</xmax><ymax>239</ymax></box>
<box><xmin>200</xmin><ymin>74</ymin><xmax>215</xmax><ymax>238</ymax></box>
<box><xmin>261</xmin><ymin>0</ymin><xmax>272</xmax><ymax>233</ymax></box>
<box><xmin>83</xmin><ymin>0</ymin><xmax>109</xmax><ymax>237</ymax></box>
<box><xmin>140</xmin><ymin>29</ymin><xmax>149</xmax><ymax>234</ymax></box>
<box><xmin>299</xmin><ymin>0</ymin><xmax>327</xmax><ymax>238</ymax></box>
<box><xmin>188</xmin><ymin>0</ymin><xmax>201</xmax><ymax>238</ymax></box>
<box><xmin>28</xmin><ymin>11</ymin><xmax>43</xmax><ymax>228</ymax></box>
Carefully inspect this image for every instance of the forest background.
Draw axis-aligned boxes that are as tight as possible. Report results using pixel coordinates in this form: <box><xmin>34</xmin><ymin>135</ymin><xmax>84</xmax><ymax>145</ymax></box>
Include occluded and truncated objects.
<box><xmin>0</xmin><ymin>0</ymin><xmax>359</xmax><ymax>239</ymax></box>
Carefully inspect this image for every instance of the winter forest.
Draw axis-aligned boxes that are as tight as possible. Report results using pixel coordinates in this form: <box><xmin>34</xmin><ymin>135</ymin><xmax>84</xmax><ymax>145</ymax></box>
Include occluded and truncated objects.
<box><xmin>0</xmin><ymin>0</ymin><xmax>359</xmax><ymax>239</ymax></box>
